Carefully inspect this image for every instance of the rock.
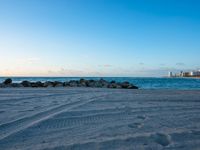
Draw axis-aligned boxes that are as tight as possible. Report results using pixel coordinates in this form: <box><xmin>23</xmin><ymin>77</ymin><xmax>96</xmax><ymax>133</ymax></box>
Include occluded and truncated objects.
<box><xmin>121</xmin><ymin>82</ymin><xmax>130</xmax><ymax>89</ymax></box>
<box><xmin>99</xmin><ymin>79</ymin><xmax>109</xmax><ymax>88</ymax></box>
<box><xmin>94</xmin><ymin>80</ymin><xmax>103</xmax><ymax>88</ymax></box>
<box><xmin>3</xmin><ymin>78</ymin><xmax>12</xmax><ymax>85</ymax></box>
<box><xmin>110</xmin><ymin>80</ymin><xmax>116</xmax><ymax>84</ymax></box>
<box><xmin>34</xmin><ymin>81</ymin><xmax>44</xmax><ymax>87</ymax></box>
<box><xmin>84</xmin><ymin>80</ymin><xmax>89</xmax><ymax>87</ymax></box>
<box><xmin>107</xmin><ymin>82</ymin><xmax>120</xmax><ymax>88</ymax></box>
<box><xmin>43</xmin><ymin>81</ymin><xmax>54</xmax><ymax>87</ymax></box>
<box><xmin>127</xmin><ymin>85</ymin><xmax>138</xmax><ymax>89</ymax></box>
<box><xmin>99</xmin><ymin>78</ymin><xmax>107</xmax><ymax>83</ymax></box>
<box><xmin>44</xmin><ymin>81</ymin><xmax>64</xmax><ymax>87</ymax></box>
<box><xmin>87</xmin><ymin>80</ymin><xmax>104</xmax><ymax>88</ymax></box>
<box><xmin>54</xmin><ymin>83</ymin><xmax>63</xmax><ymax>87</ymax></box>
<box><xmin>87</xmin><ymin>80</ymin><xmax>95</xmax><ymax>87</ymax></box>
<box><xmin>79</xmin><ymin>79</ymin><xmax>87</xmax><ymax>87</ymax></box>
<box><xmin>120</xmin><ymin>81</ymin><xmax>138</xmax><ymax>89</ymax></box>
<box><xmin>69</xmin><ymin>80</ymin><xmax>78</xmax><ymax>87</ymax></box>
<box><xmin>80</xmin><ymin>78</ymin><xmax>86</xmax><ymax>83</ymax></box>
<box><xmin>53</xmin><ymin>81</ymin><xmax>63</xmax><ymax>87</ymax></box>
<box><xmin>113</xmin><ymin>83</ymin><xmax>122</xmax><ymax>88</ymax></box>
<box><xmin>30</xmin><ymin>82</ymin><xmax>38</xmax><ymax>88</ymax></box>
<box><xmin>21</xmin><ymin>81</ymin><xmax>31</xmax><ymax>87</ymax></box>
<box><xmin>63</xmin><ymin>81</ymin><xmax>70</xmax><ymax>87</ymax></box>
<box><xmin>0</xmin><ymin>79</ymin><xmax>139</xmax><ymax>89</ymax></box>
<box><xmin>151</xmin><ymin>133</ymin><xmax>171</xmax><ymax>146</ymax></box>
<box><xmin>38</xmin><ymin>81</ymin><xmax>44</xmax><ymax>86</ymax></box>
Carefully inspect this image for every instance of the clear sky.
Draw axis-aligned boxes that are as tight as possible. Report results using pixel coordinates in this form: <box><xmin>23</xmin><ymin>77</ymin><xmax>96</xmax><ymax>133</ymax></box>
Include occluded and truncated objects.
<box><xmin>0</xmin><ymin>0</ymin><xmax>200</xmax><ymax>77</ymax></box>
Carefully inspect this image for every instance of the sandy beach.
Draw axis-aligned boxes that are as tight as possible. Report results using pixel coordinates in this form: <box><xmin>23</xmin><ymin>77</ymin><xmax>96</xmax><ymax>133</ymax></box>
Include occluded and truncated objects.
<box><xmin>0</xmin><ymin>88</ymin><xmax>200</xmax><ymax>150</ymax></box>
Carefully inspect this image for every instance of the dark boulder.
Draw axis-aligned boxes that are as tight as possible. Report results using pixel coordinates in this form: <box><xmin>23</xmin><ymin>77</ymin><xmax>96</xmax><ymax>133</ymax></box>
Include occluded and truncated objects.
<box><xmin>110</xmin><ymin>80</ymin><xmax>116</xmax><ymax>84</ymax></box>
<box><xmin>89</xmin><ymin>79</ymin><xmax>95</xmax><ymax>83</ymax></box>
<box><xmin>86</xmin><ymin>80</ymin><xmax>95</xmax><ymax>87</ymax></box>
<box><xmin>21</xmin><ymin>81</ymin><xmax>31</xmax><ymax>87</ymax></box>
<box><xmin>3</xmin><ymin>78</ymin><xmax>12</xmax><ymax>85</ymax></box>
<box><xmin>53</xmin><ymin>81</ymin><xmax>63</xmax><ymax>87</ymax></box>
<box><xmin>99</xmin><ymin>79</ymin><xmax>109</xmax><ymax>88</ymax></box>
<box><xmin>87</xmin><ymin>80</ymin><xmax>103</xmax><ymax>88</ymax></box>
<box><xmin>38</xmin><ymin>81</ymin><xmax>44</xmax><ymax>87</ymax></box>
<box><xmin>121</xmin><ymin>82</ymin><xmax>130</xmax><ymax>88</ymax></box>
<box><xmin>120</xmin><ymin>81</ymin><xmax>138</xmax><ymax>89</ymax></box>
<box><xmin>108</xmin><ymin>83</ymin><xmax>117</xmax><ymax>88</ymax></box>
<box><xmin>127</xmin><ymin>85</ymin><xmax>138</xmax><ymax>89</ymax></box>
<box><xmin>99</xmin><ymin>78</ymin><xmax>107</xmax><ymax>83</ymax></box>
<box><xmin>80</xmin><ymin>78</ymin><xmax>86</xmax><ymax>83</ymax></box>
<box><xmin>43</xmin><ymin>81</ymin><xmax>54</xmax><ymax>87</ymax></box>
<box><xmin>79</xmin><ymin>79</ymin><xmax>87</xmax><ymax>87</ymax></box>
<box><xmin>63</xmin><ymin>81</ymin><xmax>70</xmax><ymax>87</ymax></box>
<box><xmin>94</xmin><ymin>81</ymin><xmax>103</xmax><ymax>87</ymax></box>
<box><xmin>31</xmin><ymin>81</ymin><xmax>44</xmax><ymax>87</ymax></box>
<box><xmin>69</xmin><ymin>80</ymin><xmax>78</xmax><ymax>87</ymax></box>
<box><xmin>30</xmin><ymin>82</ymin><xmax>38</xmax><ymax>88</ymax></box>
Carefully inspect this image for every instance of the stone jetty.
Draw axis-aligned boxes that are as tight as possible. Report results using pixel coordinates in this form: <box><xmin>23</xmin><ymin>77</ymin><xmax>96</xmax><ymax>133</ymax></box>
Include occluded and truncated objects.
<box><xmin>0</xmin><ymin>78</ymin><xmax>138</xmax><ymax>89</ymax></box>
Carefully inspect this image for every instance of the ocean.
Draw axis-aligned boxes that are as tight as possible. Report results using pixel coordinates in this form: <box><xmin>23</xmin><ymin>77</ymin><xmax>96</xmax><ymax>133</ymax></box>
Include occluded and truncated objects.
<box><xmin>0</xmin><ymin>77</ymin><xmax>200</xmax><ymax>90</ymax></box>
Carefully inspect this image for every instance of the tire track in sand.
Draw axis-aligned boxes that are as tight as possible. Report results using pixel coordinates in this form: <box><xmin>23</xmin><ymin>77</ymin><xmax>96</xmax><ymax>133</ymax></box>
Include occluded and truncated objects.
<box><xmin>0</xmin><ymin>92</ymin><xmax>109</xmax><ymax>141</ymax></box>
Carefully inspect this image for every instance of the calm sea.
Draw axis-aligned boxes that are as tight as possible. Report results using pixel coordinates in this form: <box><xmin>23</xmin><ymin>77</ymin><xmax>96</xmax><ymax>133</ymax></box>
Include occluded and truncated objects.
<box><xmin>0</xmin><ymin>77</ymin><xmax>200</xmax><ymax>90</ymax></box>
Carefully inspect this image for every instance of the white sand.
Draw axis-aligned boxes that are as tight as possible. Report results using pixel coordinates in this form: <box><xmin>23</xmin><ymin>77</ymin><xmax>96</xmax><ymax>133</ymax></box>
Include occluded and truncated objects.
<box><xmin>0</xmin><ymin>88</ymin><xmax>200</xmax><ymax>150</ymax></box>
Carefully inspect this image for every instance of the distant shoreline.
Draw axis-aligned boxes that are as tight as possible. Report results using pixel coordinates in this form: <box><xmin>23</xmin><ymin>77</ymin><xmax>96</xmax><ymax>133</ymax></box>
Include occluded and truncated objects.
<box><xmin>166</xmin><ymin>77</ymin><xmax>200</xmax><ymax>79</ymax></box>
<box><xmin>0</xmin><ymin>77</ymin><xmax>200</xmax><ymax>90</ymax></box>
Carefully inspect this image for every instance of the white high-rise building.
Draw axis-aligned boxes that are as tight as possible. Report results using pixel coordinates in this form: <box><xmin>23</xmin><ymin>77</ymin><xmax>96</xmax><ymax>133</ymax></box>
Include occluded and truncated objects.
<box><xmin>168</xmin><ymin>72</ymin><xmax>173</xmax><ymax>77</ymax></box>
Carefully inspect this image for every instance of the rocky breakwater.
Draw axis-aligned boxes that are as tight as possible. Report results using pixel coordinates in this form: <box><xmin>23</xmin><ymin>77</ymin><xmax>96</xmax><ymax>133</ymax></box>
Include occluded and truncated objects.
<box><xmin>0</xmin><ymin>78</ymin><xmax>139</xmax><ymax>89</ymax></box>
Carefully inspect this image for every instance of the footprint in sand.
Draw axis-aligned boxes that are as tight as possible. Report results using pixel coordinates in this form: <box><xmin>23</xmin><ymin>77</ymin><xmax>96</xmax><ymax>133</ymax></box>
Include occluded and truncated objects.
<box><xmin>137</xmin><ymin>115</ymin><xmax>147</xmax><ymax>120</ymax></box>
<box><xmin>128</xmin><ymin>122</ymin><xmax>143</xmax><ymax>129</ymax></box>
<box><xmin>0</xmin><ymin>110</ymin><xmax>5</xmax><ymax>114</ymax></box>
<box><xmin>151</xmin><ymin>133</ymin><xmax>171</xmax><ymax>146</ymax></box>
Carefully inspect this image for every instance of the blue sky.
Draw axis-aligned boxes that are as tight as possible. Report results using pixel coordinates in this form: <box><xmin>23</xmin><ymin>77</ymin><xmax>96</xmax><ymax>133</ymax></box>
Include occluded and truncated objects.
<box><xmin>0</xmin><ymin>0</ymin><xmax>200</xmax><ymax>77</ymax></box>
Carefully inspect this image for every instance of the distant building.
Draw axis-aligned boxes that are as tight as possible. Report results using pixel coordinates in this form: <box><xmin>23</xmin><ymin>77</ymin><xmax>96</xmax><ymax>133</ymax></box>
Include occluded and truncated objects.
<box><xmin>190</xmin><ymin>71</ymin><xmax>200</xmax><ymax>77</ymax></box>
<box><xmin>168</xmin><ymin>72</ymin><xmax>173</xmax><ymax>77</ymax></box>
<box><xmin>180</xmin><ymin>71</ymin><xmax>183</xmax><ymax>77</ymax></box>
<box><xmin>183</xmin><ymin>72</ymin><xmax>190</xmax><ymax>77</ymax></box>
<box><xmin>168</xmin><ymin>70</ymin><xmax>200</xmax><ymax>78</ymax></box>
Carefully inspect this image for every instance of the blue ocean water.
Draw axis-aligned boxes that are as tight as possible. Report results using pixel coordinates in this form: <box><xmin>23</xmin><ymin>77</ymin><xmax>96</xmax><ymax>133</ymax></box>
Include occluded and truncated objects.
<box><xmin>0</xmin><ymin>77</ymin><xmax>200</xmax><ymax>90</ymax></box>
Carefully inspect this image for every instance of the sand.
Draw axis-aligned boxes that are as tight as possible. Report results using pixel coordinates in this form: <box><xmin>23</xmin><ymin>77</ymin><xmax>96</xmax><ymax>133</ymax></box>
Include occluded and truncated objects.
<box><xmin>0</xmin><ymin>88</ymin><xmax>200</xmax><ymax>150</ymax></box>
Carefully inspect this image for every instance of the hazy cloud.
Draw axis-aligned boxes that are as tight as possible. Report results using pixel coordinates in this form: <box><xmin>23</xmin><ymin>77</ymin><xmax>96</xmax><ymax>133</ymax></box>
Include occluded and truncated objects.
<box><xmin>47</xmin><ymin>68</ymin><xmax>104</xmax><ymax>77</ymax></box>
<box><xmin>98</xmin><ymin>64</ymin><xmax>112</xmax><ymax>68</ymax></box>
<box><xmin>176</xmin><ymin>62</ymin><xmax>185</xmax><ymax>66</ymax></box>
<box><xmin>16</xmin><ymin>57</ymin><xmax>41</xmax><ymax>64</ymax></box>
<box><xmin>103</xmin><ymin>64</ymin><xmax>112</xmax><ymax>67</ymax></box>
<box><xmin>130</xmin><ymin>66</ymin><xmax>187</xmax><ymax>77</ymax></box>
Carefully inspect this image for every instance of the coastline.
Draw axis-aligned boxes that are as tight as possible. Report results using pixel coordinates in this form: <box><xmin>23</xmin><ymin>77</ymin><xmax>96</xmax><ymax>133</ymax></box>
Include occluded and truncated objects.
<box><xmin>1</xmin><ymin>77</ymin><xmax>200</xmax><ymax>90</ymax></box>
<box><xmin>166</xmin><ymin>76</ymin><xmax>200</xmax><ymax>79</ymax></box>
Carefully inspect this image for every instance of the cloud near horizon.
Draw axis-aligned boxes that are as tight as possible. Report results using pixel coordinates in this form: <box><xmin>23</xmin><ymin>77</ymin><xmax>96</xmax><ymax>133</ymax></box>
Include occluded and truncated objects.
<box><xmin>176</xmin><ymin>62</ymin><xmax>185</xmax><ymax>66</ymax></box>
<box><xmin>1</xmin><ymin>65</ymin><xmax>197</xmax><ymax>77</ymax></box>
<box><xmin>98</xmin><ymin>64</ymin><xmax>112</xmax><ymax>68</ymax></box>
<box><xmin>0</xmin><ymin>52</ymin><xmax>198</xmax><ymax>77</ymax></box>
